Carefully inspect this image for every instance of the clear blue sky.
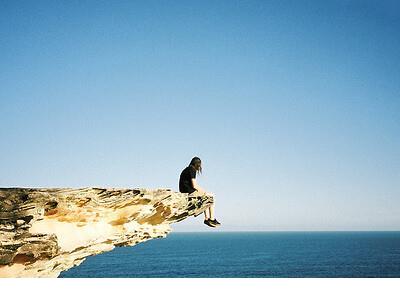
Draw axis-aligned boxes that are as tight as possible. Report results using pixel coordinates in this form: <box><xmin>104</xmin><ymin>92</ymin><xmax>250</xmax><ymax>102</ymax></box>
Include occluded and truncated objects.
<box><xmin>1</xmin><ymin>0</ymin><xmax>399</xmax><ymax>231</ymax></box>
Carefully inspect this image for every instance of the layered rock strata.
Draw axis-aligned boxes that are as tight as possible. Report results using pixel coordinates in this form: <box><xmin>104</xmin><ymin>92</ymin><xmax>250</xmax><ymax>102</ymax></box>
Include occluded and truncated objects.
<box><xmin>0</xmin><ymin>187</ymin><xmax>213</xmax><ymax>277</ymax></box>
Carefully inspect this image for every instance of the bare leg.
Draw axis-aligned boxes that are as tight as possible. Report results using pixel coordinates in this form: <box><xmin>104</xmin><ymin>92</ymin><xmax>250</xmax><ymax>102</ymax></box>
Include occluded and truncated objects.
<box><xmin>205</xmin><ymin>192</ymin><xmax>215</xmax><ymax>220</ymax></box>
<box><xmin>208</xmin><ymin>204</ymin><xmax>215</xmax><ymax>220</ymax></box>
<box><xmin>204</xmin><ymin>208</ymin><xmax>210</xmax><ymax>220</ymax></box>
<box><xmin>201</xmin><ymin>192</ymin><xmax>215</xmax><ymax>222</ymax></box>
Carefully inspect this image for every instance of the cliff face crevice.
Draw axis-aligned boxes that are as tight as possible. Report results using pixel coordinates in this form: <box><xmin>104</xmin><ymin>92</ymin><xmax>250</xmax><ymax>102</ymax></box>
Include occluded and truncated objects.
<box><xmin>0</xmin><ymin>187</ymin><xmax>213</xmax><ymax>277</ymax></box>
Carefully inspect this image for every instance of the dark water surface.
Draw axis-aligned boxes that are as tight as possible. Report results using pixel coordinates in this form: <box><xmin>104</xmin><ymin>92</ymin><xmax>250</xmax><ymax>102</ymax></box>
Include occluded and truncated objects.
<box><xmin>60</xmin><ymin>231</ymin><xmax>400</xmax><ymax>278</ymax></box>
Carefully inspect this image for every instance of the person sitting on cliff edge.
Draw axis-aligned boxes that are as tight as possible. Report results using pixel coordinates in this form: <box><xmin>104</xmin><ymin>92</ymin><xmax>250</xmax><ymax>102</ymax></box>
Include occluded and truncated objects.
<box><xmin>179</xmin><ymin>156</ymin><xmax>221</xmax><ymax>228</ymax></box>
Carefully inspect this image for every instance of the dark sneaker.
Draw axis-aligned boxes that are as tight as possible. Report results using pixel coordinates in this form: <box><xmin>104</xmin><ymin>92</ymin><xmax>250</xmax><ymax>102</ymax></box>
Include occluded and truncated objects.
<box><xmin>209</xmin><ymin>219</ymin><xmax>221</xmax><ymax>226</ymax></box>
<box><xmin>204</xmin><ymin>219</ymin><xmax>217</xmax><ymax>227</ymax></box>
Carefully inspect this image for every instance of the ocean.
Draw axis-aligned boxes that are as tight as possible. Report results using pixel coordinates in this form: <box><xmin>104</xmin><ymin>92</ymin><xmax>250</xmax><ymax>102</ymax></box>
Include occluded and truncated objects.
<box><xmin>60</xmin><ymin>231</ymin><xmax>400</xmax><ymax>278</ymax></box>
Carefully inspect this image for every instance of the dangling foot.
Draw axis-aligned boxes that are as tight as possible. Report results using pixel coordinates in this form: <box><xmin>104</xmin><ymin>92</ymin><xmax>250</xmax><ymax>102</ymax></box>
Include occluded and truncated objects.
<box><xmin>204</xmin><ymin>219</ymin><xmax>217</xmax><ymax>227</ymax></box>
<box><xmin>209</xmin><ymin>219</ymin><xmax>221</xmax><ymax>226</ymax></box>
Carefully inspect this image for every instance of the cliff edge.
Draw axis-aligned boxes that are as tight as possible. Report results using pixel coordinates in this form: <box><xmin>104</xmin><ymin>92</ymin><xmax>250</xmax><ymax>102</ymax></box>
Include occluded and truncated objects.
<box><xmin>0</xmin><ymin>187</ymin><xmax>213</xmax><ymax>277</ymax></box>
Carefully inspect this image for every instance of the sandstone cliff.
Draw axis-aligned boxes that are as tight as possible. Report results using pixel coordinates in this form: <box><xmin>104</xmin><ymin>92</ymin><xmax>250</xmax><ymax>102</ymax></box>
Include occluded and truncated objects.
<box><xmin>0</xmin><ymin>187</ymin><xmax>213</xmax><ymax>277</ymax></box>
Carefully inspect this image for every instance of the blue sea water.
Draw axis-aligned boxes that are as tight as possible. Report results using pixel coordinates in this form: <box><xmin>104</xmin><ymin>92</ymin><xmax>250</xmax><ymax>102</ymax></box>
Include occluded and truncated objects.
<box><xmin>60</xmin><ymin>231</ymin><xmax>400</xmax><ymax>278</ymax></box>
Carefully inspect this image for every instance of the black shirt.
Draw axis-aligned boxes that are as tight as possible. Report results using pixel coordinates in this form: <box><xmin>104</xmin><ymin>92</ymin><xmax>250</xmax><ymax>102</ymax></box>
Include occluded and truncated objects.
<box><xmin>179</xmin><ymin>165</ymin><xmax>197</xmax><ymax>193</ymax></box>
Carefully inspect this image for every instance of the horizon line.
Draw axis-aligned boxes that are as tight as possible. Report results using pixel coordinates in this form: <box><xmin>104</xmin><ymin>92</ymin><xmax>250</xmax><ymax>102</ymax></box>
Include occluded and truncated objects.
<box><xmin>171</xmin><ymin>230</ymin><xmax>400</xmax><ymax>233</ymax></box>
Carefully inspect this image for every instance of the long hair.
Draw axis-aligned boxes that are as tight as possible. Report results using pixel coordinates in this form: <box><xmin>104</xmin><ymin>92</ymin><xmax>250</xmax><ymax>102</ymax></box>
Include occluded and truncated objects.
<box><xmin>189</xmin><ymin>156</ymin><xmax>202</xmax><ymax>175</ymax></box>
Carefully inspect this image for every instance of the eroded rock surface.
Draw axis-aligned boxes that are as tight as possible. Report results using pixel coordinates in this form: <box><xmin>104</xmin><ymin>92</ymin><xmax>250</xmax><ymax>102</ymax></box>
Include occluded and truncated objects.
<box><xmin>0</xmin><ymin>187</ymin><xmax>213</xmax><ymax>277</ymax></box>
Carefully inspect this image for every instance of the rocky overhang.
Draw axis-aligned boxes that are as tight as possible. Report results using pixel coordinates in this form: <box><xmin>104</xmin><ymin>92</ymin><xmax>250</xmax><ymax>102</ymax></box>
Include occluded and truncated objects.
<box><xmin>0</xmin><ymin>187</ymin><xmax>213</xmax><ymax>277</ymax></box>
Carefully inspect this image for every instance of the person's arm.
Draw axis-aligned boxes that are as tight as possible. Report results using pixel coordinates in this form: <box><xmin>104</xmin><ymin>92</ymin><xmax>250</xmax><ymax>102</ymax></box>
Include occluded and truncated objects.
<box><xmin>189</xmin><ymin>167</ymin><xmax>214</xmax><ymax>196</ymax></box>
<box><xmin>191</xmin><ymin>178</ymin><xmax>214</xmax><ymax>196</ymax></box>
<box><xmin>191</xmin><ymin>178</ymin><xmax>206</xmax><ymax>193</ymax></box>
